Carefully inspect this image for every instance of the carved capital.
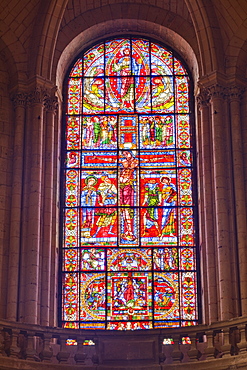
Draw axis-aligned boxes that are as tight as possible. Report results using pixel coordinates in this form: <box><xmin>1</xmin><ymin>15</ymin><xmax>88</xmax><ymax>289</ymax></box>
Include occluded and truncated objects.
<box><xmin>227</xmin><ymin>86</ymin><xmax>245</xmax><ymax>101</ymax></box>
<box><xmin>44</xmin><ymin>96</ymin><xmax>58</xmax><ymax>113</ymax></box>
<box><xmin>27</xmin><ymin>88</ymin><xmax>47</xmax><ymax>106</ymax></box>
<box><xmin>12</xmin><ymin>93</ymin><xmax>28</xmax><ymax>108</ymax></box>
<box><xmin>207</xmin><ymin>84</ymin><xmax>226</xmax><ymax>100</ymax></box>
<box><xmin>197</xmin><ymin>89</ymin><xmax>210</xmax><ymax>110</ymax></box>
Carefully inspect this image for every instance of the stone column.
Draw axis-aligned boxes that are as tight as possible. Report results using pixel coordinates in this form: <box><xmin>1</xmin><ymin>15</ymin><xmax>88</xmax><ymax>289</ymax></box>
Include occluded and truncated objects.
<box><xmin>242</xmin><ymin>90</ymin><xmax>247</xmax><ymax>203</ymax></box>
<box><xmin>49</xmin><ymin>99</ymin><xmax>61</xmax><ymax>327</ymax></box>
<box><xmin>208</xmin><ymin>84</ymin><xmax>233</xmax><ymax>320</ymax></box>
<box><xmin>7</xmin><ymin>93</ymin><xmax>27</xmax><ymax>321</ymax></box>
<box><xmin>228</xmin><ymin>86</ymin><xmax>247</xmax><ymax>315</ymax></box>
<box><xmin>197</xmin><ymin>89</ymin><xmax>218</xmax><ymax>323</ymax></box>
<box><xmin>40</xmin><ymin>95</ymin><xmax>57</xmax><ymax>326</ymax></box>
<box><xmin>23</xmin><ymin>88</ymin><xmax>45</xmax><ymax>324</ymax></box>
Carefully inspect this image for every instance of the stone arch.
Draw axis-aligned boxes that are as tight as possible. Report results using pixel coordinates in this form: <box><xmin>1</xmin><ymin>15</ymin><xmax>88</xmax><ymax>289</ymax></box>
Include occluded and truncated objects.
<box><xmin>184</xmin><ymin>0</ymin><xmax>224</xmax><ymax>75</ymax></box>
<box><xmin>28</xmin><ymin>0</ymin><xmax>68</xmax><ymax>79</ymax></box>
<box><xmin>55</xmin><ymin>19</ymin><xmax>199</xmax><ymax>95</ymax></box>
<box><xmin>49</xmin><ymin>1</ymin><xmax>200</xmax><ymax>85</ymax></box>
<box><xmin>30</xmin><ymin>0</ymin><xmax>226</xmax><ymax>87</ymax></box>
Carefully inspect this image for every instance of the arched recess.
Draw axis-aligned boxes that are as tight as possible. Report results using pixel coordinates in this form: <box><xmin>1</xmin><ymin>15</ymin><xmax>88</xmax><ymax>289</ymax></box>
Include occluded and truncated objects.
<box><xmin>50</xmin><ymin>1</ymin><xmax>236</xmax><ymax>327</ymax></box>
<box><xmin>31</xmin><ymin>0</ymin><xmax>226</xmax><ymax>89</ymax></box>
<box><xmin>52</xmin><ymin>1</ymin><xmax>201</xmax><ymax>87</ymax></box>
<box><xmin>55</xmin><ymin>20</ymin><xmax>199</xmax><ymax>95</ymax></box>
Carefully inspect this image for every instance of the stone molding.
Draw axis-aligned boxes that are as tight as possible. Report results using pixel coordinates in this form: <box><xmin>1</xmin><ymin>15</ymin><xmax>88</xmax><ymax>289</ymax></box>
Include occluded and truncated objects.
<box><xmin>206</xmin><ymin>84</ymin><xmax>226</xmax><ymax>100</ymax></box>
<box><xmin>11</xmin><ymin>92</ymin><xmax>28</xmax><ymax>108</ymax></box>
<box><xmin>227</xmin><ymin>86</ymin><xmax>245</xmax><ymax>102</ymax></box>
<box><xmin>197</xmin><ymin>85</ymin><xmax>246</xmax><ymax>107</ymax></box>
<box><xmin>44</xmin><ymin>95</ymin><xmax>58</xmax><ymax>113</ymax></box>
<box><xmin>12</xmin><ymin>89</ymin><xmax>59</xmax><ymax>114</ymax></box>
<box><xmin>196</xmin><ymin>89</ymin><xmax>210</xmax><ymax>109</ymax></box>
<box><xmin>27</xmin><ymin>88</ymin><xmax>48</xmax><ymax>106</ymax></box>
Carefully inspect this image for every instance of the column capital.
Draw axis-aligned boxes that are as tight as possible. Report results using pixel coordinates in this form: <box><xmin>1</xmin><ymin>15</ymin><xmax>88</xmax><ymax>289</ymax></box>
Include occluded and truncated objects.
<box><xmin>27</xmin><ymin>88</ymin><xmax>47</xmax><ymax>106</ymax></box>
<box><xmin>11</xmin><ymin>92</ymin><xmax>28</xmax><ymax>108</ymax></box>
<box><xmin>196</xmin><ymin>88</ymin><xmax>210</xmax><ymax>110</ymax></box>
<box><xmin>207</xmin><ymin>84</ymin><xmax>227</xmax><ymax>100</ymax></box>
<box><xmin>227</xmin><ymin>85</ymin><xmax>245</xmax><ymax>102</ymax></box>
<box><xmin>44</xmin><ymin>95</ymin><xmax>58</xmax><ymax>113</ymax></box>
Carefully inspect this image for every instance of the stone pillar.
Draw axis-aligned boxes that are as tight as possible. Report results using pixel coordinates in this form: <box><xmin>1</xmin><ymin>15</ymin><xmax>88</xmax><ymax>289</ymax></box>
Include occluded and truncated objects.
<box><xmin>228</xmin><ymin>86</ymin><xmax>247</xmax><ymax>315</ymax></box>
<box><xmin>197</xmin><ymin>89</ymin><xmax>218</xmax><ymax>323</ymax></box>
<box><xmin>7</xmin><ymin>93</ymin><xmax>27</xmax><ymax>321</ymax></box>
<box><xmin>40</xmin><ymin>96</ymin><xmax>57</xmax><ymax>326</ymax></box>
<box><xmin>23</xmin><ymin>88</ymin><xmax>45</xmax><ymax>324</ymax></box>
<box><xmin>49</xmin><ymin>99</ymin><xmax>61</xmax><ymax>327</ymax></box>
<box><xmin>208</xmin><ymin>84</ymin><xmax>233</xmax><ymax>320</ymax></box>
<box><xmin>242</xmin><ymin>89</ymin><xmax>247</xmax><ymax>204</ymax></box>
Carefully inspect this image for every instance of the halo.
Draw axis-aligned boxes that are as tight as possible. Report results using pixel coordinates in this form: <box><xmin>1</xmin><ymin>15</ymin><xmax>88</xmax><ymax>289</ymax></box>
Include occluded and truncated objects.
<box><xmin>85</xmin><ymin>175</ymin><xmax>98</xmax><ymax>185</ymax></box>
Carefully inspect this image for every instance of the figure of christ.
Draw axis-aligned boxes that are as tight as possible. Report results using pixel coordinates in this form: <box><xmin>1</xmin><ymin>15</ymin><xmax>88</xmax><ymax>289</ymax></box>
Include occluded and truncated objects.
<box><xmin>142</xmin><ymin>178</ymin><xmax>162</xmax><ymax>236</ymax></box>
<box><xmin>94</xmin><ymin>175</ymin><xmax>117</xmax><ymax>237</ymax></box>
<box><xmin>113</xmin><ymin>48</ymin><xmax>134</xmax><ymax>110</ymax></box>
<box><xmin>80</xmin><ymin>176</ymin><xmax>98</xmax><ymax>238</ymax></box>
<box><xmin>119</xmin><ymin>151</ymin><xmax>138</xmax><ymax>241</ymax></box>
<box><xmin>160</xmin><ymin>176</ymin><xmax>177</xmax><ymax>239</ymax></box>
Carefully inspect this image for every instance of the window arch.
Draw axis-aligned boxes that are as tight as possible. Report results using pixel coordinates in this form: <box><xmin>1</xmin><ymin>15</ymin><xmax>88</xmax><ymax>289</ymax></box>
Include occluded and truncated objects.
<box><xmin>62</xmin><ymin>37</ymin><xmax>198</xmax><ymax>330</ymax></box>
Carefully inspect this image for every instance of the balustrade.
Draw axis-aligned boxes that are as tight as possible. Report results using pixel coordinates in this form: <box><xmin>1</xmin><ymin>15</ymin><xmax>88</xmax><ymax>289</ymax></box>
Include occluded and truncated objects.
<box><xmin>0</xmin><ymin>318</ymin><xmax>247</xmax><ymax>367</ymax></box>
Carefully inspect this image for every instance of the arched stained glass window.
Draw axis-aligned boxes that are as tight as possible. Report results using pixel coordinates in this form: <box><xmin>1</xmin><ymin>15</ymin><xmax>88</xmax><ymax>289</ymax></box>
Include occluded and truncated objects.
<box><xmin>62</xmin><ymin>37</ymin><xmax>198</xmax><ymax>330</ymax></box>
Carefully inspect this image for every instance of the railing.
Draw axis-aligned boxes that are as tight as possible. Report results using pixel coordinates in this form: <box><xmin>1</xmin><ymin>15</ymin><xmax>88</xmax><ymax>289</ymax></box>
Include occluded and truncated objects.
<box><xmin>0</xmin><ymin>317</ymin><xmax>247</xmax><ymax>367</ymax></box>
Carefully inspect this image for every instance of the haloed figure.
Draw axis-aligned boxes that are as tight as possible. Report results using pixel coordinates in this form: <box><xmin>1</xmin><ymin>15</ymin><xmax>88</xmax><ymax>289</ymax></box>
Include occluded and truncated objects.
<box><xmin>81</xmin><ymin>176</ymin><xmax>98</xmax><ymax>238</ymax></box>
<box><xmin>113</xmin><ymin>48</ymin><xmax>134</xmax><ymax>110</ymax></box>
<box><xmin>160</xmin><ymin>176</ymin><xmax>177</xmax><ymax>238</ymax></box>
<box><xmin>94</xmin><ymin>175</ymin><xmax>117</xmax><ymax>237</ymax></box>
<box><xmin>142</xmin><ymin>178</ymin><xmax>161</xmax><ymax>236</ymax></box>
<box><xmin>119</xmin><ymin>151</ymin><xmax>138</xmax><ymax>241</ymax></box>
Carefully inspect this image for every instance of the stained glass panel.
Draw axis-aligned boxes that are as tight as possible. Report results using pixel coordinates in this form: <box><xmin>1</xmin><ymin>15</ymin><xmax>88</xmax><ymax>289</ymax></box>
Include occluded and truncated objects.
<box><xmin>62</xmin><ymin>37</ymin><xmax>198</xmax><ymax>330</ymax></box>
<box><xmin>152</xmin><ymin>76</ymin><xmax>174</xmax><ymax>113</ymax></box>
<box><xmin>107</xmin><ymin>272</ymin><xmax>152</xmax><ymax>321</ymax></box>
<box><xmin>132</xmin><ymin>39</ymin><xmax>150</xmax><ymax>75</ymax></box>
<box><xmin>83</xmin><ymin>77</ymin><xmax>104</xmax><ymax>113</ymax></box>
<box><xmin>66</xmin><ymin>117</ymin><xmax>81</xmax><ymax>150</ymax></box>
<box><xmin>70</xmin><ymin>58</ymin><xmax>82</xmax><ymax>77</ymax></box>
<box><xmin>68</xmin><ymin>79</ymin><xmax>82</xmax><ymax>114</ymax></box>
<box><xmin>83</xmin><ymin>43</ymin><xmax>104</xmax><ymax>77</ymax></box>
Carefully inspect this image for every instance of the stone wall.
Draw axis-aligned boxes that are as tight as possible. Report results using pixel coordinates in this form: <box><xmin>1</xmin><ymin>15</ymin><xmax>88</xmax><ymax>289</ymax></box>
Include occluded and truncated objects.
<box><xmin>0</xmin><ymin>0</ymin><xmax>247</xmax><ymax>367</ymax></box>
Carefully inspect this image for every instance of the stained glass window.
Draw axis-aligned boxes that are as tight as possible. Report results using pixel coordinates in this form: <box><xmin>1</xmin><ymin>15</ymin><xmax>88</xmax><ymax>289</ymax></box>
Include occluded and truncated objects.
<box><xmin>61</xmin><ymin>37</ymin><xmax>198</xmax><ymax>330</ymax></box>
